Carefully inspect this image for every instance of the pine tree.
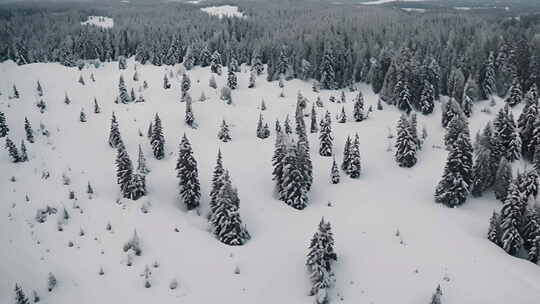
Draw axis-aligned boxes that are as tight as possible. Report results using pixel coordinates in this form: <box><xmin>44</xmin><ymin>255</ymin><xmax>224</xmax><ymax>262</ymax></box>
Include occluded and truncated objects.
<box><xmin>429</xmin><ymin>285</ymin><xmax>443</xmax><ymax>304</ymax></box>
<box><xmin>487</xmin><ymin>211</ymin><xmax>502</xmax><ymax>246</ymax></box>
<box><xmin>5</xmin><ymin>137</ymin><xmax>19</xmax><ymax>162</ymax></box>
<box><xmin>227</xmin><ymin>69</ymin><xmax>238</xmax><ymax>90</ymax></box>
<box><xmin>306</xmin><ymin>218</ymin><xmax>337</xmax><ymax>304</ymax></box>
<box><xmin>151</xmin><ymin>114</ymin><xmax>165</xmax><ymax>159</ymax></box>
<box><xmin>210</xmin><ymin>50</ymin><xmax>222</xmax><ymax>74</ymax></box>
<box><xmin>310</xmin><ymin>104</ymin><xmax>318</xmax><ymax>133</ymax></box>
<box><xmin>296</xmin><ymin>131</ymin><xmax>313</xmax><ymax>192</ymax></box>
<box><xmin>519</xmin><ymin>93</ymin><xmax>538</xmax><ymax>160</ymax></box>
<box><xmin>108</xmin><ymin>112</ymin><xmax>122</xmax><ymax>148</ymax></box>
<box><xmin>12</xmin><ymin>85</ymin><xmax>19</xmax><ymax>99</ymax></box>
<box><xmin>176</xmin><ymin>134</ymin><xmax>201</xmax><ymax>211</ymax></box>
<box><xmin>47</xmin><ymin>272</ymin><xmax>57</xmax><ymax>292</ymax></box>
<box><xmin>337</xmin><ymin>106</ymin><xmax>347</xmax><ymax>123</ymax></box>
<box><xmin>137</xmin><ymin>144</ymin><xmax>150</xmax><ymax>174</ymax></box>
<box><xmin>471</xmin><ymin>144</ymin><xmax>494</xmax><ymax>197</ymax></box>
<box><xmin>80</xmin><ymin>108</ymin><xmax>87</xmax><ymax>122</ymax></box>
<box><xmin>181</xmin><ymin>73</ymin><xmax>191</xmax><ymax>98</ymax></box>
<box><xmin>218</xmin><ymin>120</ymin><xmax>232</xmax><ymax>142</ymax></box>
<box><xmin>163</xmin><ymin>74</ymin><xmax>171</xmax><ymax>89</ymax></box>
<box><xmin>272</xmin><ymin>131</ymin><xmax>287</xmax><ymax>194</ymax></box>
<box><xmin>185</xmin><ymin>94</ymin><xmax>195</xmax><ymax>127</ymax></box>
<box><xmin>256</xmin><ymin>114</ymin><xmax>269</xmax><ymax>139</ymax></box>
<box><xmin>434</xmin><ymin>132</ymin><xmax>473</xmax><ymax>207</ymax></box>
<box><xmin>280</xmin><ymin>141</ymin><xmax>309</xmax><ymax>209</ymax></box>
<box><xmin>64</xmin><ymin>93</ymin><xmax>71</xmax><ymax>105</ymax></box>
<box><xmin>93</xmin><ymin>98</ymin><xmax>101</xmax><ymax>114</ymax></box>
<box><xmin>209</xmin><ymin>150</ymin><xmax>225</xmax><ymax>217</ymax></box>
<box><xmin>482</xmin><ymin>52</ymin><xmax>496</xmax><ymax>99</ymax></box>
<box><xmin>499</xmin><ymin>181</ymin><xmax>525</xmax><ymax>255</ymax></box>
<box><xmin>462</xmin><ymin>94</ymin><xmax>473</xmax><ymax>117</ymax></box>
<box><xmin>284</xmin><ymin>115</ymin><xmax>292</xmax><ymax>135</ymax></box>
<box><xmin>441</xmin><ymin>98</ymin><xmax>462</xmax><ymax>128</ymax></box>
<box><xmin>331</xmin><ymin>159</ymin><xmax>340</xmax><ymax>184</ymax></box>
<box><xmin>20</xmin><ymin>140</ymin><xmax>28</xmax><ymax>162</ymax></box>
<box><xmin>14</xmin><ymin>284</ymin><xmax>29</xmax><ymax>304</ymax></box>
<box><xmin>342</xmin><ymin>136</ymin><xmax>352</xmax><ymax>171</ymax></box>
<box><xmin>395</xmin><ymin>114</ymin><xmax>417</xmax><ymax>168</ymax></box>
<box><xmin>353</xmin><ymin>92</ymin><xmax>365</xmax><ymax>122</ymax></box>
<box><xmin>116</xmin><ymin>142</ymin><xmax>134</xmax><ymax>199</ymax></box>
<box><xmin>248</xmin><ymin>71</ymin><xmax>256</xmax><ymax>88</ymax></box>
<box><xmin>494</xmin><ymin>157</ymin><xmax>513</xmax><ymax>201</ymax></box>
<box><xmin>0</xmin><ymin>111</ymin><xmax>9</xmax><ymax>137</ymax></box>
<box><xmin>506</xmin><ymin>74</ymin><xmax>523</xmax><ymax>107</ymax></box>
<box><xmin>410</xmin><ymin>113</ymin><xmax>420</xmax><ymax>149</ymax></box>
<box><xmin>346</xmin><ymin>134</ymin><xmax>362</xmax><ymax>178</ymax></box>
<box><xmin>316</xmin><ymin>96</ymin><xmax>323</xmax><ymax>107</ymax></box>
<box><xmin>210</xmin><ymin>170</ymin><xmax>250</xmax><ymax>245</ymax></box>
<box><xmin>444</xmin><ymin>114</ymin><xmax>468</xmax><ymax>150</ymax></box>
<box><xmin>118</xmin><ymin>56</ymin><xmax>127</xmax><ymax>69</ymax></box>
<box><xmin>24</xmin><ymin>117</ymin><xmax>34</xmax><ymax>143</ymax></box>
<box><xmin>420</xmin><ymin>80</ymin><xmax>435</xmax><ymax>114</ymax></box>
<box><xmin>36</xmin><ymin>80</ymin><xmax>43</xmax><ymax>97</ymax></box>
<box><xmin>494</xmin><ymin>105</ymin><xmax>521</xmax><ymax>162</ymax></box>
<box><xmin>130</xmin><ymin>88</ymin><xmax>136</xmax><ymax>102</ymax></box>
<box><xmin>320</xmin><ymin>50</ymin><xmax>336</xmax><ymax>90</ymax></box>
<box><xmin>260</xmin><ymin>99</ymin><xmax>266</xmax><ymax>111</ymax></box>
<box><xmin>319</xmin><ymin>111</ymin><xmax>333</xmax><ymax>157</ymax></box>
<box><xmin>147</xmin><ymin>121</ymin><xmax>153</xmax><ymax>139</ymax></box>
<box><xmin>131</xmin><ymin>172</ymin><xmax>147</xmax><ymax>200</ymax></box>
<box><xmin>78</xmin><ymin>75</ymin><xmax>85</xmax><ymax>85</ymax></box>
<box><xmin>395</xmin><ymin>79</ymin><xmax>412</xmax><ymax>114</ymax></box>
<box><xmin>275</xmin><ymin>119</ymin><xmax>282</xmax><ymax>133</ymax></box>
<box><xmin>118</xmin><ymin>75</ymin><xmax>130</xmax><ymax>104</ymax></box>
<box><xmin>36</xmin><ymin>99</ymin><xmax>46</xmax><ymax>113</ymax></box>
<box><xmin>133</xmin><ymin>70</ymin><xmax>139</xmax><ymax>82</ymax></box>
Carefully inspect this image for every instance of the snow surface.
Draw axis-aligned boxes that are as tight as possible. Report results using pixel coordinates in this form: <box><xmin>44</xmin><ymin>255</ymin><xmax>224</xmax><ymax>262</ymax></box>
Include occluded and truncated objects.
<box><xmin>1</xmin><ymin>58</ymin><xmax>540</xmax><ymax>304</ymax></box>
<box><xmin>81</xmin><ymin>16</ymin><xmax>114</xmax><ymax>29</ymax></box>
<box><xmin>200</xmin><ymin>5</ymin><xmax>245</xmax><ymax>19</ymax></box>
<box><xmin>402</xmin><ymin>8</ymin><xmax>426</xmax><ymax>13</ymax></box>
<box><xmin>361</xmin><ymin>0</ymin><xmax>425</xmax><ymax>5</ymax></box>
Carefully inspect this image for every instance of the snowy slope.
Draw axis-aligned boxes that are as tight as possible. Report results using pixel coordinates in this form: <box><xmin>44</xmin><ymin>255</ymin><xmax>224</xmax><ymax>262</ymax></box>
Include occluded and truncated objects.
<box><xmin>1</xmin><ymin>58</ymin><xmax>540</xmax><ymax>304</ymax></box>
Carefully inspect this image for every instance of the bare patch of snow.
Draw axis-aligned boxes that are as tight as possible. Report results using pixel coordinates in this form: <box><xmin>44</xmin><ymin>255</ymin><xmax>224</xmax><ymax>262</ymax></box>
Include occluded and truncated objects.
<box><xmin>200</xmin><ymin>5</ymin><xmax>245</xmax><ymax>19</ymax></box>
<box><xmin>402</xmin><ymin>8</ymin><xmax>426</xmax><ymax>13</ymax></box>
<box><xmin>81</xmin><ymin>16</ymin><xmax>114</xmax><ymax>29</ymax></box>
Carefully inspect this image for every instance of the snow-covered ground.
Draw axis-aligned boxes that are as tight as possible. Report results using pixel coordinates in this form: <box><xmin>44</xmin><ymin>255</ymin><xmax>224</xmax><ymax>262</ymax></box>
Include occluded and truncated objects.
<box><xmin>81</xmin><ymin>16</ymin><xmax>114</xmax><ymax>29</ymax></box>
<box><xmin>361</xmin><ymin>0</ymin><xmax>425</xmax><ymax>5</ymax></box>
<box><xmin>200</xmin><ymin>5</ymin><xmax>245</xmax><ymax>19</ymax></box>
<box><xmin>1</xmin><ymin>58</ymin><xmax>540</xmax><ymax>304</ymax></box>
<box><xmin>402</xmin><ymin>8</ymin><xmax>426</xmax><ymax>13</ymax></box>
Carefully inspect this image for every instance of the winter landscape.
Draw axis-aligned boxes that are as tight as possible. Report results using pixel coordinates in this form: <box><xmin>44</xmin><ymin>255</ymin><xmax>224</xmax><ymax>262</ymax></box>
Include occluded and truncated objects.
<box><xmin>1</xmin><ymin>0</ymin><xmax>540</xmax><ymax>303</ymax></box>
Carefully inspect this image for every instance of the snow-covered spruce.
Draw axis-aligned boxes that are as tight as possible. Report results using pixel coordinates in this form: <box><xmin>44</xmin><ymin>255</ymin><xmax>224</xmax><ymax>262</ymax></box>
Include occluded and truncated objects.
<box><xmin>306</xmin><ymin>218</ymin><xmax>337</xmax><ymax>304</ymax></box>
<box><xmin>394</xmin><ymin>114</ymin><xmax>417</xmax><ymax>168</ymax></box>
<box><xmin>176</xmin><ymin>134</ymin><xmax>201</xmax><ymax>211</ymax></box>
<box><xmin>150</xmin><ymin>113</ymin><xmax>165</xmax><ymax>159</ymax></box>
<box><xmin>319</xmin><ymin>111</ymin><xmax>333</xmax><ymax>157</ymax></box>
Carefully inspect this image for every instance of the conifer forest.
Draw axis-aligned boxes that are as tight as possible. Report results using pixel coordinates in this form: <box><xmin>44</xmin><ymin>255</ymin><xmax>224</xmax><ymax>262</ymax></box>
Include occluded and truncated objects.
<box><xmin>2</xmin><ymin>0</ymin><xmax>540</xmax><ymax>303</ymax></box>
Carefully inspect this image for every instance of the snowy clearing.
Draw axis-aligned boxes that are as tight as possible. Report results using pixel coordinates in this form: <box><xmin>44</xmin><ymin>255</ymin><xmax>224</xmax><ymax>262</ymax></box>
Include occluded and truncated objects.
<box><xmin>200</xmin><ymin>5</ymin><xmax>245</xmax><ymax>19</ymax></box>
<box><xmin>81</xmin><ymin>16</ymin><xmax>114</xmax><ymax>29</ymax></box>
<box><xmin>1</xmin><ymin>58</ymin><xmax>540</xmax><ymax>304</ymax></box>
<box><xmin>361</xmin><ymin>0</ymin><xmax>425</xmax><ymax>5</ymax></box>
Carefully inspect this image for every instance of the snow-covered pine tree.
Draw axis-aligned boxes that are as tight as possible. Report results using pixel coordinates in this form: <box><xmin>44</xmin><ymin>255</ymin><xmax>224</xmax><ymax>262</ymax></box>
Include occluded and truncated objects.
<box><xmin>499</xmin><ymin>180</ymin><xmax>525</xmax><ymax>255</ymax></box>
<box><xmin>130</xmin><ymin>88</ymin><xmax>136</xmax><ymax>102</ymax></box>
<box><xmin>181</xmin><ymin>73</ymin><xmax>191</xmax><ymax>98</ymax></box>
<box><xmin>12</xmin><ymin>85</ymin><xmax>20</xmax><ymax>99</ymax></box>
<box><xmin>346</xmin><ymin>133</ymin><xmax>362</xmax><ymax>178</ymax></box>
<box><xmin>280</xmin><ymin>141</ymin><xmax>309</xmax><ymax>209</ymax></box>
<box><xmin>487</xmin><ymin>211</ymin><xmax>502</xmax><ymax>246</ymax></box>
<box><xmin>341</xmin><ymin>136</ymin><xmax>352</xmax><ymax>171</ymax></box>
<box><xmin>331</xmin><ymin>159</ymin><xmax>340</xmax><ymax>184</ymax></box>
<box><xmin>471</xmin><ymin>143</ymin><xmax>494</xmax><ymax>197</ymax></box>
<box><xmin>493</xmin><ymin>157</ymin><xmax>513</xmax><ymax>201</ymax></box>
<box><xmin>163</xmin><ymin>74</ymin><xmax>171</xmax><ymax>89</ymax></box>
<box><xmin>306</xmin><ymin>218</ymin><xmax>337</xmax><ymax>304</ymax></box>
<box><xmin>462</xmin><ymin>94</ymin><xmax>473</xmax><ymax>117</ymax></box>
<box><xmin>410</xmin><ymin>113</ymin><xmax>420</xmax><ymax>150</ymax></box>
<box><xmin>184</xmin><ymin>94</ymin><xmax>195</xmax><ymax>127</ymax></box>
<box><xmin>248</xmin><ymin>71</ymin><xmax>256</xmax><ymax>88</ymax></box>
<box><xmin>260</xmin><ymin>99</ymin><xmax>266</xmax><ymax>111</ymax></box>
<box><xmin>108</xmin><ymin>112</ymin><xmax>122</xmax><ymax>148</ymax></box>
<box><xmin>36</xmin><ymin>80</ymin><xmax>43</xmax><ymax>97</ymax></box>
<box><xmin>518</xmin><ymin>93</ymin><xmax>538</xmax><ymax>160</ymax></box>
<box><xmin>64</xmin><ymin>93</ymin><xmax>71</xmax><ymax>105</ymax></box>
<box><xmin>147</xmin><ymin>121</ymin><xmax>153</xmax><ymax>139</ymax></box>
<box><xmin>137</xmin><ymin>144</ymin><xmax>150</xmax><ymax>174</ymax></box>
<box><xmin>118</xmin><ymin>75</ymin><xmax>130</xmax><ymax>104</ymax></box>
<box><xmin>210</xmin><ymin>50</ymin><xmax>222</xmax><ymax>74</ymax></box>
<box><xmin>14</xmin><ymin>284</ymin><xmax>29</xmax><ymax>304</ymax></box>
<box><xmin>80</xmin><ymin>108</ymin><xmax>87</xmax><ymax>122</ymax></box>
<box><xmin>316</xmin><ymin>96</ymin><xmax>323</xmax><ymax>107</ymax></box>
<box><xmin>493</xmin><ymin>105</ymin><xmax>521</xmax><ymax>162</ymax></box>
<box><xmin>296</xmin><ymin>130</ymin><xmax>313</xmax><ymax>192</ymax></box>
<box><xmin>227</xmin><ymin>69</ymin><xmax>238</xmax><ymax>90</ymax></box>
<box><xmin>275</xmin><ymin>119</ymin><xmax>282</xmax><ymax>133</ymax></box>
<box><xmin>19</xmin><ymin>140</ymin><xmax>28</xmax><ymax>162</ymax></box>
<box><xmin>210</xmin><ymin>170</ymin><xmax>250</xmax><ymax>245</ymax></box>
<box><xmin>37</xmin><ymin>99</ymin><xmax>46</xmax><ymax>113</ymax></box>
<box><xmin>131</xmin><ymin>172</ymin><xmax>147</xmax><ymax>200</ymax></box>
<box><xmin>0</xmin><ymin>111</ymin><xmax>9</xmax><ymax>137</ymax></box>
<box><xmin>256</xmin><ymin>114</ymin><xmax>269</xmax><ymax>139</ymax></box>
<box><xmin>93</xmin><ymin>98</ymin><xmax>101</xmax><ymax>114</ymax></box>
<box><xmin>395</xmin><ymin>78</ymin><xmax>412</xmax><ymax>114</ymax></box>
<box><xmin>444</xmin><ymin>114</ymin><xmax>468</xmax><ymax>150</ymax></box>
<box><xmin>310</xmin><ymin>103</ymin><xmax>318</xmax><ymax>133</ymax></box>
<box><xmin>395</xmin><ymin>114</ymin><xmax>417</xmax><ymax>168</ymax></box>
<box><xmin>482</xmin><ymin>52</ymin><xmax>496</xmax><ymax>99</ymax></box>
<box><xmin>176</xmin><ymin>134</ymin><xmax>201</xmax><ymax>211</ymax></box>
<box><xmin>209</xmin><ymin>149</ymin><xmax>225</xmax><ymax>218</ymax></box>
<box><xmin>505</xmin><ymin>74</ymin><xmax>522</xmax><ymax>107</ymax></box>
<box><xmin>319</xmin><ymin>111</ymin><xmax>333</xmax><ymax>157</ymax></box>
<box><xmin>272</xmin><ymin>131</ymin><xmax>287</xmax><ymax>194</ymax></box>
<box><xmin>420</xmin><ymin>80</ymin><xmax>435</xmax><ymax>115</ymax></box>
<box><xmin>118</xmin><ymin>56</ymin><xmax>127</xmax><ymax>70</ymax></box>
<box><xmin>353</xmin><ymin>92</ymin><xmax>365</xmax><ymax>122</ymax></box>
<box><xmin>78</xmin><ymin>75</ymin><xmax>85</xmax><ymax>85</ymax></box>
<box><xmin>133</xmin><ymin>70</ymin><xmax>139</xmax><ymax>82</ymax></box>
<box><xmin>116</xmin><ymin>142</ymin><xmax>134</xmax><ymax>199</ymax></box>
<box><xmin>320</xmin><ymin>50</ymin><xmax>336</xmax><ymax>90</ymax></box>
<box><xmin>434</xmin><ymin>131</ymin><xmax>473</xmax><ymax>207</ymax></box>
<box><xmin>337</xmin><ymin>106</ymin><xmax>347</xmax><ymax>123</ymax></box>
<box><xmin>218</xmin><ymin>120</ymin><xmax>232</xmax><ymax>142</ymax></box>
<box><xmin>429</xmin><ymin>285</ymin><xmax>443</xmax><ymax>304</ymax></box>
<box><xmin>24</xmin><ymin>117</ymin><xmax>34</xmax><ymax>143</ymax></box>
<box><xmin>151</xmin><ymin>114</ymin><xmax>165</xmax><ymax>159</ymax></box>
<box><xmin>441</xmin><ymin>98</ymin><xmax>462</xmax><ymax>128</ymax></box>
<box><xmin>5</xmin><ymin>137</ymin><xmax>20</xmax><ymax>162</ymax></box>
<box><xmin>284</xmin><ymin>115</ymin><xmax>292</xmax><ymax>135</ymax></box>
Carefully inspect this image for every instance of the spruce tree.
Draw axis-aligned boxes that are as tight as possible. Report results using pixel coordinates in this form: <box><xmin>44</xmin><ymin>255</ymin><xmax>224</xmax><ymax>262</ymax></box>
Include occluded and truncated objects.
<box><xmin>118</xmin><ymin>75</ymin><xmax>130</xmax><ymax>104</ymax></box>
<box><xmin>429</xmin><ymin>285</ymin><xmax>443</xmax><ymax>304</ymax></box>
<box><xmin>36</xmin><ymin>80</ymin><xmax>43</xmax><ymax>97</ymax></box>
<box><xmin>210</xmin><ymin>170</ymin><xmax>250</xmax><ymax>245</ymax></box>
<box><xmin>93</xmin><ymin>98</ymin><xmax>101</xmax><ymax>114</ymax></box>
<box><xmin>506</xmin><ymin>74</ymin><xmax>522</xmax><ymax>107</ymax></box>
<box><xmin>227</xmin><ymin>69</ymin><xmax>238</xmax><ymax>90</ymax></box>
<box><xmin>493</xmin><ymin>157</ymin><xmax>513</xmax><ymax>201</ymax></box>
<box><xmin>64</xmin><ymin>93</ymin><xmax>71</xmax><ymax>105</ymax></box>
<box><xmin>24</xmin><ymin>117</ymin><xmax>34</xmax><ymax>143</ymax></box>
<box><xmin>0</xmin><ymin>111</ymin><xmax>9</xmax><ymax>137</ymax></box>
<box><xmin>130</xmin><ymin>88</ymin><xmax>136</xmax><ymax>102</ymax></box>
<box><xmin>14</xmin><ymin>284</ymin><xmax>29</xmax><ymax>304</ymax></box>
<box><xmin>131</xmin><ymin>172</ymin><xmax>147</xmax><ymax>200</ymax></box>
<box><xmin>280</xmin><ymin>142</ymin><xmax>309</xmax><ymax>209</ymax></box>
<box><xmin>471</xmin><ymin>144</ymin><xmax>494</xmax><ymax>197</ymax></box>
<box><xmin>297</xmin><ymin>132</ymin><xmax>313</xmax><ymax>191</ymax></box>
<box><xmin>331</xmin><ymin>159</ymin><xmax>340</xmax><ymax>184</ymax></box>
<box><xmin>410</xmin><ymin>113</ymin><xmax>420</xmax><ymax>150</ymax></box>
<box><xmin>320</xmin><ymin>50</ymin><xmax>336</xmax><ymax>90</ymax></box>
<box><xmin>185</xmin><ymin>94</ymin><xmax>195</xmax><ymax>127</ymax></box>
<box><xmin>444</xmin><ymin>114</ymin><xmax>468</xmax><ymax>150</ymax></box>
<box><xmin>147</xmin><ymin>121</ymin><xmax>153</xmax><ymax>139</ymax></box>
<box><xmin>163</xmin><ymin>74</ymin><xmax>171</xmax><ymax>89</ymax></box>
<box><xmin>150</xmin><ymin>114</ymin><xmax>165</xmax><ymax>159</ymax></box>
<box><xmin>284</xmin><ymin>115</ymin><xmax>292</xmax><ymax>135</ymax></box>
<box><xmin>306</xmin><ymin>218</ymin><xmax>337</xmax><ymax>304</ymax></box>
<box><xmin>218</xmin><ymin>120</ymin><xmax>232</xmax><ymax>142</ymax></box>
<box><xmin>137</xmin><ymin>144</ymin><xmax>150</xmax><ymax>174</ymax></box>
<box><xmin>353</xmin><ymin>92</ymin><xmax>365</xmax><ymax>122</ymax></box>
<box><xmin>20</xmin><ymin>140</ymin><xmax>28</xmax><ymax>162</ymax></box>
<box><xmin>518</xmin><ymin>93</ymin><xmax>538</xmax><ymax>160</ymax></box>
<box><xmin>482</xmin><ymin>52</ymin><xmax>496</xmax><ymax>99</ymax></box>
<box><xmin>78</xmin><ymin>75</ymin><xmax>85</xmax><ymax>85</ymax></box>
<box><xmin>181</xmin><ymin>73</ymin><xmax>191</xmax><ymax>98</ymax></box>
<box><xmin>12</xmin><ymin>85</ymin><xmax>19</xmax><ymax>99</ymax></box>
<box><xmin>487</xmin><ymin>211</ymin><xmax>502</xmax><ymax>246</ymax></box>
<box><xmin>310</xmin><ymin>103</ymin><xmax>318</xmax><ymax>133</ymax></box>
<box><xmin>248</xmin><ymin>71</ymin><xmax>256</xmax><ymax>88</ymax></box>
<box><xmin>319</xmin><ymin>111</ymin><xmax>333</xmax><ymax>157</ymax></box>
<box><xmin>499</xmin><ymin>181</ymin><xmax>525</xmax><ymax>255</ymax></box>
<box><xmin>395</xmin><ymin>114</ymin><xmax>417</xmax><ymax>168</ymax></box>
<box><xmin>420</xmin><ymin>80</ymin><xmax>435</xmax><ymax>114</ymax></box>
<box><xmin>337</xmin><ymin>106</ymin><xmax>347</xmax><ymax>123</ymax></box>
<box><xmin>256</xmin><ymin>114</ymin><xmax>269</xmax><ymax>139</ymax></box>
<box><xmin>342</xmin><ymin>136</ymin><xmax>352</xmax><ymax>171</ymax></box>
<box><xmin>210</xmin><ymin>50</ymin><xmax>222</xmax><ymax>74</ymax></box>
<box><xmin>108</xmin><ymin>112</ymin><xmax>122</xmax><ymax>148</ymax></box>
<box><xmin>346</xmin><ymin>134</ymin><xmax>362</xmax><ymax>178</ymax></box>
<box><xmin>434</xmin><ymin>132</ymin><xmax>473</xmax><ymax>207</ymax></box>
<box><xmin>176</xmin><ymin>134</ymin><xmax>201</xmax><ymax>211</ymax></box>
<box><xmin>462</xmin><ymin>94</ymin><xmax>473</xmax><ymax>117</ymax></box>
<box><xmin>116</xmin><ymin>142</ymin><xmax>134</xmax><ymax>199</ymax></box>
<box><xmin>272</xmin><ymin>131</ymin><xmax>287</xmax><ymax>194</ymax></box>
<box><xmin>5</xmin><ymin>137</ymin><xmax>19</xmax><ymax>162</ymax></box>
<box><xmin>395</xmin><ymin>79</ymin><xmax>412</xmax><ymax>114</ymax></box>
<box><xmin>441</xmin><ymin>98</ymin><xmax>462</xmax><ymax>128</ymax></box>
<box><xmin>80</xmin><ymin>108</ymin><xmax>87</xmax><ymax>122</ymax></box>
